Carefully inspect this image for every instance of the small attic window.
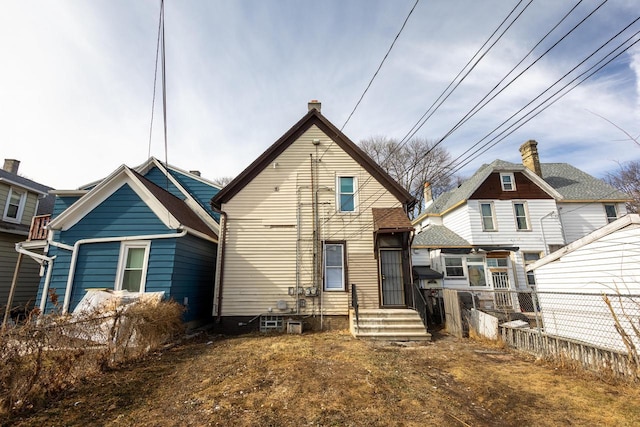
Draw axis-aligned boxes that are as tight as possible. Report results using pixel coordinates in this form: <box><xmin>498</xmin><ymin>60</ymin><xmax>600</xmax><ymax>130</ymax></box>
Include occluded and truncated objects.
<box><xmin>500</xmin><ymin>173</ymin><xmax>516</xmax><ymax>191</ymax></box>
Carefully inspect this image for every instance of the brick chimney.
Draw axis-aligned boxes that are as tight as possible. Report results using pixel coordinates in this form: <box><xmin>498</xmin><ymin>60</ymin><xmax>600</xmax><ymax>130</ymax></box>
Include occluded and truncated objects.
<box><xmin>423</xmin><ymin>182</ymin><xmax>433</xmax><ymax>210</ymax></box>
<box><xmin>308</xmin><ymin>100</ymin><xmax>321</xmax><ymax>112</ymax></box>
<box><xmin>3</xmin><ymin>159</ymin><xmax>20</xmax><ymax>174</ymax></box>
<box><xmin>519</xmin><ymin>140</ymin><xmax>542</xmax><ymax>177</ymax></box>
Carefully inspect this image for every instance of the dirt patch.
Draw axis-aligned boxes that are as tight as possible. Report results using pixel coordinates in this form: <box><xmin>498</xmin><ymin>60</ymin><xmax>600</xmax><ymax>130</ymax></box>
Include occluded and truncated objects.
<box><xmin>5</xmin><ymin>329</ymin><xmax>640</xmax><ymax>426</ymax></box>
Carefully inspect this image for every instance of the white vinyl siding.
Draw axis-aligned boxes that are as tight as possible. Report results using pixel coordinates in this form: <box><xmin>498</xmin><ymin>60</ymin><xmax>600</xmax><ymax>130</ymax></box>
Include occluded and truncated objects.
<box><xmin>466</xmin><ymin>199</ymin><xmax>563</xmax><ymax>247</ymax></box>
<box><xmin>532</xmin><ymin>224</ymin><xmax>640</xmax><ymax>352</ymax></box>
<box><xmin>220</xmin><ymin>125</ymin><xmax>404</xmax><ymax>315</ymax></box>
<box><xmin>558</xmin><ymin>202</ymin><xmax>627</xmax><ymax>244</ymax></box>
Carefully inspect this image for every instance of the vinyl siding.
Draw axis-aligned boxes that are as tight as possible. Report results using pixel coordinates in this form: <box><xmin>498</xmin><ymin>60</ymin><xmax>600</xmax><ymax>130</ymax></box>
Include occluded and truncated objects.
<box><xmin>143</xmin><ymin>167</ymin><xmax>184</xmax><ymax>199</ymax></box>
<box><xmin>559</xmin><ymin>202</ymin><xmax>627</xmax><ymax>244</ymax></box>
<box><xmin>171</xmin><ymin>235</ymin><xmax>217</xmax><ymax>322</ymax></box>
<box><xmin>533</xmin><ymin>224</ymin><xmax>640</xmax><ymax>352</ymax></box>
<box><xmin>442</xmin><ymin>206</ymin><xmax>471</xmax><ymax>242</ymax></box>
<box><xmin>220</xmin><ymin>125</ymin><xmax>403</xmax><ymax>316</ymax></box>
<box><xmin>169</xmin><ymin>170</ymin><xmax>221</xmax><ymax>221</ymax></box>
<box><xmin>0</xmin><ymin>184</ymin><xmax>39</xmax><ymax>226</ymax></box>
<box><xmin>52</xmin><ymin>196</ymin><xmax>81</xmax><ymax>218</ymax></box>
<box><xmin>0</xmin><ymin>233</ymin><xmax>41</xmax><ymax>310</ymax></box>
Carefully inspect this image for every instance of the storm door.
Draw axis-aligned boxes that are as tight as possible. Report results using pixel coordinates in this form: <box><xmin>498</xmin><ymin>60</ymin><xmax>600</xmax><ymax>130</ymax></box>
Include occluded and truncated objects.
<box><xmin>380</xmin><ymin>249</ymin><xmax>405</xmax><ymax>306</ymax></box>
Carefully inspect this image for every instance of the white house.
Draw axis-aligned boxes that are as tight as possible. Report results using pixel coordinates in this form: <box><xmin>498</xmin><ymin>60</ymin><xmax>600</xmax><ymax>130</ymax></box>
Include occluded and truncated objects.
<box><xmin>412</xmin><ymin>140</ymin><xmax>629</xmax><ymax>311</ymax></box>
<box><xmin>527</xmin><ymin>214</ymin><xmax>640</xmax><ymax>352</ymax></box>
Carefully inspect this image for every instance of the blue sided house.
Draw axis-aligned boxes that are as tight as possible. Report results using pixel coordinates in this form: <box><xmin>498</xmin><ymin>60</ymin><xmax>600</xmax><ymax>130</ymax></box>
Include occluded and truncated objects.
<box><xmin>28</xmin><ymin>158</ymin><xmax>221</xmax><ymax>324</ymax></box>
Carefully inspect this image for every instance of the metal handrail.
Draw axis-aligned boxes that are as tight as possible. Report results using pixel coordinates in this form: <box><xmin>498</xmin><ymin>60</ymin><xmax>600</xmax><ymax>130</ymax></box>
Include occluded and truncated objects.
<box><xmin>351</xmin><ymin>283</ymin><xmax>359</xmax><ymax>329</ymax></box>
<box><xmin>411</xmin><ymin>283</ymin><xmax>429</xmax><ymax>330</ymax></box>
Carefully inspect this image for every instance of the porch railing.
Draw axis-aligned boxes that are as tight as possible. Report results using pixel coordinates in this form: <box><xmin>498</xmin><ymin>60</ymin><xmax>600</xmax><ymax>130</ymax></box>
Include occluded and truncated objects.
<box><xmin>28</xmin><ymin>214</ymin><xmax>51</xmax><ymax>241</ymax></box>
<box><xmin>350</xmin><ymin>283</ymin><xmax>359</xmax><ymax>329</ymax></box>
<box><xmin>410</xmin><ymin>283</ymin><xmax>429</xmax><ymax>331</ymax></box>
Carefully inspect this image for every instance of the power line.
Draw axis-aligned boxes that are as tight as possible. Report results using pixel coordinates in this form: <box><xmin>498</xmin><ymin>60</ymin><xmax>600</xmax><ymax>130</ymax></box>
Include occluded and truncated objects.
<box><xmin>147</xmin><ymin>1</ymin><xmax>164</xmax><ymax>158</ymax></box>
<box><xmin>318</xmin><ymin>0</ymin><xmax>420</xmax><ymax>161</ymax></box>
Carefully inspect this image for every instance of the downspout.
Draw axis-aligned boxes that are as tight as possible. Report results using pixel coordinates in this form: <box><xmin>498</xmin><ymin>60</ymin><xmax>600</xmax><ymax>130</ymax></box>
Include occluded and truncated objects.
<box><xmin>59</xmin><ymin>228</ymin><xmax>188</xmax><ymax>314</ymax></box>
<box><xmin>210</xmin><ymin>203</ymin><xmax>228</xmax><ymax>322</ymax></box>
<box><xmin>539</xmin><ymin>211</ymin><xmax>555</xmax><ymax>256</ymax></box>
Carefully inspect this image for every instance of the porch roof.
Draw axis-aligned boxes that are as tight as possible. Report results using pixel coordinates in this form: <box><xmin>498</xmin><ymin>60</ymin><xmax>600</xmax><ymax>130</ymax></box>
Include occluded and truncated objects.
<box><xmin>412</xmin><ymin>225</ymin><xmax>470</xmax><ymax>248</ymax></box>
<box><xmin>372</xmin><ymin>207</ymin><xmax>413</xmax><ymax>233</ymax></box>
<box><xmin>413</xmin><ymin>266</ymin><xmax>443</xmax><ymax>280</ymax></box>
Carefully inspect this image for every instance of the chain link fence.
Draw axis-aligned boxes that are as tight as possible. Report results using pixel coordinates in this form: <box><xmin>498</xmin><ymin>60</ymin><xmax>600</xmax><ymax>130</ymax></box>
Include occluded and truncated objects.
<box><xmin>445</xmin><ymin>289</ymin><xmax>640</xmax><ymax>379</ymax></box>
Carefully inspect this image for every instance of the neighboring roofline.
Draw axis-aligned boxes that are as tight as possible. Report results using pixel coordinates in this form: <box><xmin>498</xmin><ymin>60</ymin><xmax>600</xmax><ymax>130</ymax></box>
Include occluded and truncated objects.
<box><xmin>211</xmin><ymin>109</ymin><xmax>416</xmax><ymax>209</ymax></box>
<box><xmin>0</xmin><ymin>177</ymin><xmax>49</xmax><ymax>195</ymax></box>
<box><xmin>136</xmin><ymin>157</ymin><xmax>220</xmax><ymax>234</ymax></box>
<box><xmin>413</xmin><ymin>245</ymin><xmax>472</xmax><ymax>249</ymax></box>
<box><xmin>50</xmin><ymin>190</ymin><xmax>89</xmax><ymax>197</ymax></box>
<box><xmin>556</xmin><ymin>199</ymin><xmax>631</xmax><ymax>203</ymax></box>
<box><xmin>528</xmin><ymin>213</ymin><xmax>640</xmax><ymax>271</ymax></box>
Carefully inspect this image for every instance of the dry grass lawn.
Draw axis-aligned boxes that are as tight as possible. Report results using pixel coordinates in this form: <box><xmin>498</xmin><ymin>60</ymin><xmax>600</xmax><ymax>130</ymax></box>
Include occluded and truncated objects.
<box><xmin>5</xmin><ymin>329</ymin><xmax>640</xmax><ymax>426</ymax></box>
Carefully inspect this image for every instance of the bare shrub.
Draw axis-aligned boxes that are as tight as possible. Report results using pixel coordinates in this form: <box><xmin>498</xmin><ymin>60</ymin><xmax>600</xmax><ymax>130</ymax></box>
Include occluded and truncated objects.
<box><xmin>0</xmin><ymin>299</ymin><xmax>184</xmax><ymax>415</ymax></box>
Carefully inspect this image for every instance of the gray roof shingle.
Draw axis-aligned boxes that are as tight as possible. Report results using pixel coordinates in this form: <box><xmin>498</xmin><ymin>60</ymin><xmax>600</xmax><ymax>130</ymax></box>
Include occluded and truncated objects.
<box><xmin>413</xmin><ymin>225</ymin><xmax>470</xmax><ymax>247</ymax></box>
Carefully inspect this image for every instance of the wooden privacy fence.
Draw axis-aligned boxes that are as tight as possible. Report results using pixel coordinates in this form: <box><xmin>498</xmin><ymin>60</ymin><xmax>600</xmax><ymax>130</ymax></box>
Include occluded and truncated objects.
<box><xmin>443</xmin><ymin>289</ymin><xmax>463</xmax><ymax>338</ymax></box>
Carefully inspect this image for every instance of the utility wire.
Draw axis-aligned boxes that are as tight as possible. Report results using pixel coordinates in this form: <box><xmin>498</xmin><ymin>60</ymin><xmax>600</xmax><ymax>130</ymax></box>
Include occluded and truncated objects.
<box><xmin>318</xmin><ymin>0</ymin><xmax>420</xmax><ymax>161</ymax></box>
<box><xmin>326</xmin><ymin>25</ymin><xmax>640</xmax><ymax>241</ymax></box>
<box><xmin>147</xmin><ymin>1</ymin><xmax>164</xmax><ymax>158</ymax></box>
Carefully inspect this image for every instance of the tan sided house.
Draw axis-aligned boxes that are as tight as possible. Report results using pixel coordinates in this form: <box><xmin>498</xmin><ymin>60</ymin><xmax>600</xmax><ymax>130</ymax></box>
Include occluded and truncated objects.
<box><xmin>211</xmin><ymin>102</ymin><xmax>431</xmax><ymax>340</ymax></box>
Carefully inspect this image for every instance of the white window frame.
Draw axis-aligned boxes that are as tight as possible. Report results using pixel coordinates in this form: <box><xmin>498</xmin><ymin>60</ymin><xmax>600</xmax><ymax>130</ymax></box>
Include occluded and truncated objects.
<box><xmin>486</xmin><ymin>257</ymin><xmax>509</xmax><ymax>268</ymax></box>
<box><xmin>115</xmin><ymin>241</ymin><xmax>151</xmax><ymax>293</ymax></box>
<box><xmin>336</xmin><ymin>175</ymin><xmax>357</xmax><ymax>213</ymax></box>
<box><xmin>480</xmin><ymin>202</ymin><xmax>497</xmax><ymax>231</ymax></box>
<box><xmin>444</xmin><ymin>256</ymin><xmax>465</xmax><ymax>278</ymax></box>
<box><xmin>466</xmin><ymin>257</ymin><xmax>488</xmax><ymax>287</ymax></box>
<box><xmin>523</xmin><ymin>252</ymin><xmax>541</xmax><ymax>288</ymax></box>
<box><xmin>324</xmin><ymin>242</ymin><xmax>346</xmax><ymax>291</ymax></box>
<box><xmin>604</xmin><ymin>204</ymin><xmax>618</xmax><ymax>223</ymax></box>
<box><xmin>500</xmin><ymin>172</ymin><xmax>516</xmax><ymax>191</ymax></box>
<box><xmin>513</xmin><ymin>202</ymin><xmax>531</xmax><ymax>231</ymax></box>
<box><xmin>3</xmin><ymin>187</ymin><xmax>27</xmax><ymax>223</ymax></box>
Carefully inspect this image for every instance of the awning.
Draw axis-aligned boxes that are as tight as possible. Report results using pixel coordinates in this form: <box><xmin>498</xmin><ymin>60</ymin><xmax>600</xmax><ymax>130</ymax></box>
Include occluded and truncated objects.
<box><xmin>412</xmin><ymin>266</ymin><xmax>443</xmax><ymax>280</ymax></box>
<box><xmin>474</xmin><ymin>246</ymin><xmax>519</xmax><ymax>252</ymax></box>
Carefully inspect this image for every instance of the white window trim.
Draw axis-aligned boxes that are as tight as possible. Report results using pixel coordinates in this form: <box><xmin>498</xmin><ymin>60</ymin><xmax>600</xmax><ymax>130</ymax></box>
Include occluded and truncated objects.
<box><xmin>604</xmin><ymin>203</ymin><xmax>618</xmax><ymax>223</ymax></box>
<box><xmin>3</xmin><ymin>187</ymin><xmax>27</xmax><ymax>223</ymax></box>
<box><xmin>336</xmin><ymin>175</ymin><xmax>357</xmax><ymax>213</ymax></box>
<box><xmin>114</xmin><ymin>241</ymin><xmax>151</xmax><ymax>293</ymax></box>
<box><xmin>479</xmin><ymin>201</ymin><xmax>497</xmax><ymax>231</ymax></box>
<box><xmin>513</xmin><ymin>201</ymin><xmax>531</xmax><ymax>231</ymax></box>
<box><xmin>444</xmin><ymin>256</ymin><xmax>465</xmax><ymax>278</ymax></box>
<box><xmin>500</xmin><ymin>172</ymin><xmax>516</xmax><ymax>191</ymax></box>
<box><xmin>323</xmin><ymin>242</ymin><xmax>346</xmax><ymax>291</ymax></box>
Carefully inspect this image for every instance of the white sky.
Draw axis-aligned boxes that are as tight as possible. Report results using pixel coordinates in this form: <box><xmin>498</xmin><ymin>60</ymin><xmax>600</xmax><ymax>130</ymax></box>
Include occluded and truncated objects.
<box><xmin>1</xmin><ymin>0</ymin><xmax>639</xmax><ymax>189</ymax></box>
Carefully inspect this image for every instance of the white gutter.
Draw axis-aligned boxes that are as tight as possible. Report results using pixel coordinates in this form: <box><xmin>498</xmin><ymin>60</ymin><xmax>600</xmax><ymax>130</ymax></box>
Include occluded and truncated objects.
<box><xmin>539</xmin><ymin>211</ymin><xmax>556</xmax><ymax>256</ymax></box>
<box><xmin>15</xmin><ymin>243</ymin><xmax>57</xmax><ymax>314</ymax></box>
<box><xmin>58</xmin><ymin>228</ymin><xmax>188</xmax><ymax>314</ymax></box>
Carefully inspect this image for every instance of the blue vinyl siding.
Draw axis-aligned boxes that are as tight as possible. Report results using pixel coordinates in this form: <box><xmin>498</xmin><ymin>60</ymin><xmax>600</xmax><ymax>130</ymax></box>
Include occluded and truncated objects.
<box><xmin>37</xmin><ymin>244</ymin><xmax>72</xmax><ymax>313</ymax></box>
<box><xmin>69</xmin><ymin>242</ymin><xmax>120</xmax><ymax>309</ymax></box>
<box><xmin>58</xmin><ymin>184</ymin><xmax>173</xmax><ymax>246</ymax></box>
<box><xmin>171</xmin><ymin>235</ymin><xmax>217</xmax><ymax>322</ymax></box>
<box><xmin>52</xmin><ymin>196</ymin><xmax>81</xmax><ymax>219</ymax></box>
<box><xmin>143</xmin><ymin>167</ymin><xmax>184</xmax><ymax>199</ymax></box>
<box><xmin>169</xmin><ymin>170</ymin><xmax>221</xmax><ymax>221</ymax></box>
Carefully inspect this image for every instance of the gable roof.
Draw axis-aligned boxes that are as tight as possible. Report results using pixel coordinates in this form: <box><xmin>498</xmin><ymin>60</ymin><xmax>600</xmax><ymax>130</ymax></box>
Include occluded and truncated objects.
<box><xmin>49</xmin><ymin>165</ymin><xmax>217</xmax><ymax>241</ymax></box>
<box><xmin>0</xmin><ymin>168</ymin><xmax>52</xmax><ymax>196</ymax></box>
<box><xmin>417</xmin><ymin>159</ymin><xmax>628</xmax><ymax>220</ymax></box>
<box><xmin>211</xmin><ymin>109</ymin><xmax>415</xmax><ymax>209</ymax></box>
<box><xmin>372</xmin><ymin>208</ymin><xmax>413</xmax><ymax>233</ymax></box>
<box><xmin>528</xmin><ymin>214</ymin><xmax>640</xmax><ymax>271</ymax></box>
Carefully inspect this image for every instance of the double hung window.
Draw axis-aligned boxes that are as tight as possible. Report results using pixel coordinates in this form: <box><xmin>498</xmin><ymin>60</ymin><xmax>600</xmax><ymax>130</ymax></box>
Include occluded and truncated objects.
<box><xmin>3</xmin><ymin>188</ymin><xmax>26</xmax><ymax>223</ymax></box>
<box><xmin>500</xmin><ymin>173</ymin><xmax>516</xmax><ymax>191</ymax></box>
<box><xmin>480</xmin><ymin>202</ymin><xmax>496</xmax><ymax>231</ymax></box>
<box><xmin>513</xmin><ymin>202</ymin><xmax>530</xmax><ymax>230</ymax></box>
<box><xmin>337</xmin><ymin>176</ymin><xmax>356</xmax><ymax>212</ymax></box>
<box><xmin>324</xmin><ymin>242</ymin><xmax>346</xmax><ymax>291</ymax></box>
<box><xmin>604</xmin><ymin>204</ymin><xmax>618</xmax><ymax>223</ymax></box>
<box><xmin>116</xmin><ymin>241</ymin><xmax>151</xmax><ymax>293</ymax></box>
